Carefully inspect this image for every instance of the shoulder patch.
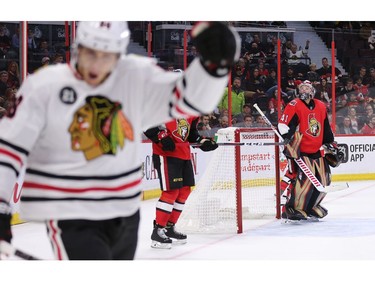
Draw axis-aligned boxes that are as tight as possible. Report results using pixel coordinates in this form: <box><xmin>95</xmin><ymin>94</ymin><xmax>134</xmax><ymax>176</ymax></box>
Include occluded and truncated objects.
<box><xmin>59</xmin><ymin>87</ymin><xmax>77</xmax><ymax>104</ymax></box>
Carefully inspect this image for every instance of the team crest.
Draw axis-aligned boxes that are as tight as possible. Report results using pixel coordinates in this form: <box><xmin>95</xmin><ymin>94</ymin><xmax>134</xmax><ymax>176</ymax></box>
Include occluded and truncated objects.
<box><xmin>172</xmin><ymin>118</ymin><xmax>190</xmax><ymax>141</ymax></box>
<box><xmin>306</xmin><ymin>113</ymin><xmax>320</xmax><ymax>137</ymax></box>
<box><xmin>68</xmin><ymin>95</ymin><xmax>134</xmax><ymax>160</ymax></box>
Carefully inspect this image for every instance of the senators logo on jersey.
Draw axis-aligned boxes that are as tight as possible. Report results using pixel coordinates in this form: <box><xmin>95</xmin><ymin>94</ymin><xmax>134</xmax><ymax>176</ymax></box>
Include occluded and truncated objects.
<box><xmin>172</xmin><ymin>118</ymin><xmax>190</xmax><ymax>141</ymax></box>
<box><xmin>68</xmin><ymin>95</ymin><xmax>134</xmax><ymax>160</ymax></box>
<box><xmin>306</xmin><ymin>113</ymin><xmax>321</xmax><ymax>137</ymax></box>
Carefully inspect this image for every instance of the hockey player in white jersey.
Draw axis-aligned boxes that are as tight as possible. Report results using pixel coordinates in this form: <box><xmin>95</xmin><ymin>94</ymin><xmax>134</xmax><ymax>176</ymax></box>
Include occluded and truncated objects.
<box><xmin>0</xmin><ymin>21</ymin><xmax>240</xmax><ymax>259</ymax></box>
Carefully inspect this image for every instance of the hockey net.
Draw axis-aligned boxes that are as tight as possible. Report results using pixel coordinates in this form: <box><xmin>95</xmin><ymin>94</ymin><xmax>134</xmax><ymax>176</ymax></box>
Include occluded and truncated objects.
<box><xmin>176</xmin><ymin>127</ymin><xmax>281</xmax><ymax>234</ymax></box>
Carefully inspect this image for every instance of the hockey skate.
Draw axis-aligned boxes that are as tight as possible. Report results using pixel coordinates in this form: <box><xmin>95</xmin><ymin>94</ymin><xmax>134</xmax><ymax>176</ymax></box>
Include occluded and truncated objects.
<box><xmin>282</xmin><ymin>205</ymin><xmax>307</xmax><ymax>224</ymax></box>
<box><xmin>151</xmin><ymin>223</ymin><xmax>172</xmax><ymax>249</ymax></box>
<box><xmin>165</xmin><ymin>222</ymin><xmax>187</xmax><ymax>245</ymax></box>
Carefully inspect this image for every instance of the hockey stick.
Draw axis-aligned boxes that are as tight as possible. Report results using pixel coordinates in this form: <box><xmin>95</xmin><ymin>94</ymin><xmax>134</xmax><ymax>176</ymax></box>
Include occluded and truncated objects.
<box><xmin>253</xmin><ymin>103</ymin><xmax>349</xmax><ymax>193</ymax></box>
<box><xmin>192</xmin><ymin>141</ymin><xmax>284</xmax><ymax>147</ymax></box>
<box><xmin>0</xmin><ymin>241</ymin><xmax>41</xmax><ymax>260</ymax></box>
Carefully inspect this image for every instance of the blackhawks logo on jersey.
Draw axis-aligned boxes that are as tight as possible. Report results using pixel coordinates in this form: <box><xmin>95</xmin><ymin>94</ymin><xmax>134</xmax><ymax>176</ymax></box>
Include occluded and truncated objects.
<box><xmin>306</xmin><ymin>113</ymin><xmax>321</xmax><ymax>137</ymax></box>
<box><xmin>68</xmin><ymin>95</ymin><xmax>134</xmax><ymax>160</ymax></box>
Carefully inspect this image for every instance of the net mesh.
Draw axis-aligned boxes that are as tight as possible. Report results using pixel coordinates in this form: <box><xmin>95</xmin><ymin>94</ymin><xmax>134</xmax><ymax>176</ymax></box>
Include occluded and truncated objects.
<box><xmin>176</xmin><ymin>127</ymin><xmax>278</xmax><ymax>234</ymax></box>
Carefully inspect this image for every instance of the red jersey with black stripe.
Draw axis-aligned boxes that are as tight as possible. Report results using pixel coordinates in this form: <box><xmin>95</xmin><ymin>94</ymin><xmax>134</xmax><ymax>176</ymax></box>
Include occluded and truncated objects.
<box><xmin>279</xmin><ymin>98</ymin><xmax>334</xmax><ymax>154</ymax></box>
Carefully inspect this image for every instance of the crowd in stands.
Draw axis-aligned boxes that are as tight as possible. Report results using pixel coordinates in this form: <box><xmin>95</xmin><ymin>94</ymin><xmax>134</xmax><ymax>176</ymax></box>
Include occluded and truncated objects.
<box><xmin>2</xmin><ymin>21</ymin><xmax>375</xmax><ymax>138</ymax></box>
<box><xmin>191</xmin><ymin>22</ymin><xmax>375</xmax><ymax>138</ymax></box>
<box><xmin>0</xmin><ymin>22</ymin><xmax>67</xmax><ymax>118</ymax></box>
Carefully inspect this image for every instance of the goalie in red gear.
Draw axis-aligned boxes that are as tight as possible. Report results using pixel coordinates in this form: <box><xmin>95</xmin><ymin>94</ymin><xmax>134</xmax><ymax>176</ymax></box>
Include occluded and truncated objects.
<box><xmin>144</xmin><ymin>117</ymin><xmax>218</xmax><ymax>249</ymax></box>
<box><xmin>278</xmin><ymin>80</ymin><xmax>342</xmax><ymax>221</ymax></box>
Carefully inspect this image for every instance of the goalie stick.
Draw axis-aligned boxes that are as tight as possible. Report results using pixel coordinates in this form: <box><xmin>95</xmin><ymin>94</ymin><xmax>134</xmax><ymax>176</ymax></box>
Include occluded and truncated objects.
<box><xmin>0</xmin><ymin>240</ymin><xmax>41</xmax><ymax>260</ymax></box>
<box><xmin>253</xmin><ymin>103</ymin><xmax>349</xmax><ymax>193</ymax></box>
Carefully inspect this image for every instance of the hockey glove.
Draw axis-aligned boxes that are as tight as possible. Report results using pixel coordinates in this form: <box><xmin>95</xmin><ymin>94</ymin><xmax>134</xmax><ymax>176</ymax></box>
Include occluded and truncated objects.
<box><xmin>191</xmin><ymin>21</ymin><xmax>241</xmax><ymax>77</ymax></box>
<box><xmin>322</xmin><ymin>141</ymin><xmax>344</xmax><ymax>167</ymax></box>
<box><xmin>198</xmin><ymin>137</ymin><xmax>218</xmax><ymax>152</ymax></box>
<box><xmin>158</xmin><ymin>131</ymin><xmax>176</xmax><ymax>152</ymax></box>
<box><xmin>0</xmin><ymin>200</ymin><xmax>12</xmax><ymax>243</ymax></box>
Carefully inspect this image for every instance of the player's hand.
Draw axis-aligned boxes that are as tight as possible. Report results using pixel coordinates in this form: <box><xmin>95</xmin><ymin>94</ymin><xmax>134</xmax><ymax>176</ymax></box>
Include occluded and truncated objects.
<box><xmin>0</xmin><ymin>200</ymin><xmax>12</xmax><ymax>243</ymax></box>
<box><xmin>158</xmin><ymin>131</ymin><xmax>175</xmax><ymax>151</ymax></box>
<box><xmin>198</xmin><ymin>137</ymin><xmax>218</xmax><ymax>152</ymax></box>
<box><xmin>191</xmin><ymin>21</ymin><xmax>241</xmax><ymax>77</ymax></box>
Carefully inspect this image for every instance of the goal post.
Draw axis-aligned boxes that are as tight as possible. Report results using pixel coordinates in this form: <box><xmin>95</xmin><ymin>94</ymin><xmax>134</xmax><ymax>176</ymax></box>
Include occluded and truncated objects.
<box><xmin>176</xmin><ymin>127</ymin><xmax>281</xmax><ymax>234</ymax></box>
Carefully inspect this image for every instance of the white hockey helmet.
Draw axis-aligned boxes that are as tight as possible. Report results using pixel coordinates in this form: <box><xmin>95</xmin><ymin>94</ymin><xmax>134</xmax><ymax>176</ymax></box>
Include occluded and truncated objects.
<box><xmin>297</xmin><ymin>80</ymin><xmax>315</xmax><ymax>100</ymax></box>
<box><xmin>75</xmin><ymin>21</ymin><xmax>130</xmax><ymax>54</ymax></box>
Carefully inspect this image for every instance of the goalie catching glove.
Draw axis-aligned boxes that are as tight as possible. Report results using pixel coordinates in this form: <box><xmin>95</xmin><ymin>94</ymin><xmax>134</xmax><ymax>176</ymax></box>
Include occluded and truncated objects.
<box><xmin>0</xmin><ymin>199</ymin><xmax>12</xmax><ymax>243</ymax></box>
<box><xmin>191</xmin><ymin>21</ymin><xmax>241</xmax><ymax>77</ymax></box>
<box><xmin>322</xmin><ymin>141</ymin><xmax>344</xmax><ymax>167</ymax></box>
<box><xmin>157</xmin><ymin>131</ymin><xmax>175</xmax><ymax>152</ymax></box>
<box><xmin>197</xmin><ymin>137</ymin><xmax>218</xmax><ymax>152</ymax></box>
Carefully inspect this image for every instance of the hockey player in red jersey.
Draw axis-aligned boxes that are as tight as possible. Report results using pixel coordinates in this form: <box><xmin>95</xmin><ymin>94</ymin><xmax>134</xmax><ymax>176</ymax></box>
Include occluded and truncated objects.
<box><xmin>0</xmin><ymin>22</ymin><xmax>240</xmax><ymax>259</ymax></box>
<box><xmin>278</xmin><ymin>80</ymin><xmax>343</xmax><ymax>221</ymax></box>
<box><xmin>144</xmin><ymin>118</ymin><xmax>218</xmax><ymax>249</ymax></box>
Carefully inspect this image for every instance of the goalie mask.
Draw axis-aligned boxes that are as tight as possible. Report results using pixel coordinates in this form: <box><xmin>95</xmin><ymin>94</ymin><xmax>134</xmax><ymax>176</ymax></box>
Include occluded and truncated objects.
<box><xmin>75</xmin><ymin>21</ymin><xmax>130</xmax><ymax>54</ymax></box>
<box><xmin>297</xmin><ymin>80</ymin><xmax>315</xmax><ymax>101</ymax></box>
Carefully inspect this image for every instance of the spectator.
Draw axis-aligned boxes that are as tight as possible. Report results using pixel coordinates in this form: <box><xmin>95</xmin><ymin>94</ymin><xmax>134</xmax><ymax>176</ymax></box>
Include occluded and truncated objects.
<box><xmin>353</xmin><ymin>77</ymin><xmax>370</xmax><ymax>106</ymax></box>
<box><xmin>0</xmin><ymin>70</ymin><xmax>9</xmax><ymax>97</ymax></box>
<box><xmin>231</xmin><ymin>58</ymin><xmax>247</xmax><ymax>88</ymax></box>
<box><xmin>246</xmin><ymin>67</ymin><xmax>265</xmax><ymax>96</ymax></box>
<box><xmin>187</xmin><ymin>45</ymin><xmax>198</xmax><ymax>66</ymax></box>
<box><xmin>337</xmin><ymin>78</ymin><xmax>355</xmax><ymax>113</ymax></box>
<box><xmin>360</xmin><ymin>114</ymin><xmax>375</xmax><ymax>134</ymax></box>
<box><xmin>286</xmin><ymin>41</ymin><xmax>310</xmax><ymax>65</ymax></box>
<box><xmin>257</xmin><ymin>60</ymin><xmax>269</xmax><ymax>79</ymax></box>
<box><xmin>237</xmin><ymin>114</ymin><xmax>254</xmax><ymax>128</ymax></box>
<box><xmin>27</xmin><ymin>29</ymin><xmax>38</xmax><ymax>51</ymax></box>
<box><xmin>0</xmin><ymin>25</ymin><xmax>11</xmax><ymax>53</ymax></box>
<box><xmin>315</xmin><ymin>77</ymin><xmax>332</xmax><ymax>112</ymax></box>
<box><xmin>243</xmin><ymin>42</ymin><xmax>266</xmax><ymax>65</ymax></box>
<box><xmin>11</xmin><ymin>27</ymin><xmax>20</xmax><ymax>50</ymax></box>
<box><xmin>52</xmin><ymin>53</ymin><xmax>64</xmax><ymax>64</ymax></box>
<box><xmin>338</xmin><ymin>116</ymin><xmax>357</xmax><ymax>134</ymax></box>
<box><xmin>218</xmin><ymin>76</ymin><xmax>245</xmax><ymax>116</ymax></box>
<box><xmin>233</xmin><ymin>103</ymin><xmax>252</xmax><ymax>123</ymax></box>
<box><xmin>347</xmin><ymin>106</ymin><xmax>360</xmax><ymax>133</ymax></box>
<box><xmin>368</xmin><ymin>32</ymin><xmax>375</xmax><ymax>50</ymax></box>
<box><xmin>268</xmin><ymin>88</ymin><xmax>285</xmax><ymax>125</ymax></box>
<box><xmin>359</xmin><ymin>104</ymin><xmax>375</xmax><ymax>128</ymax></box>
<box><xmin>211</xmin><ymin>115</ymin><xmax>230</xmax><ymax>135</ymax></box>
<box><xmin>353</xmin><ymin>66</ymin><xmax>371</xmax><ymax>88</ymax></box>
<box><xmin>263</xmin><ymin>68</ymin><xmax>277</xmax><ymax>92</ymax></box>
<box><xmin>252</xmin><ymin>114</ymin><xmax>268</xmax><ymax>127</ymax></box>
<box><xmin>306</xmin><ymin>63</ymin><xmax>320</xmax><ymax>83</ymax></box>
<box><xmin>33</xmin><ymin>39</ymin><xmax>55</xmax><ymax>62</ymax></box>
<box><xmin>6</xmin><ymin>61</ymin><xmax>20</xmax><ymax>89</ymax></box>
<box><xmin>281</xmin><ymin>66</ymin><xmax>297</xmax><ymax>103</ymax></box>
<box><xmin>197</xmin><ymin>114</ymin><xmax>214</xmax><ymax>137</ymax></box>
<box><xmin>316</xmin><ymin>57</ymin><xmax>342</xmax><ymax>81</ymax></box>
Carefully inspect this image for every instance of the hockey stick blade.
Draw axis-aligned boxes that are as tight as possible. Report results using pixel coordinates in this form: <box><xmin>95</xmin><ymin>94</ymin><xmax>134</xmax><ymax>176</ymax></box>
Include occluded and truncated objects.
<box><xmin>0</xmin><ymin>241</ymin><xmax>41</xmax><ymax>260</ymax></box>
<box><xmin>321</xmin><ymin>182</ymin><xmax>349</xmax><ymax>193</ymax></box>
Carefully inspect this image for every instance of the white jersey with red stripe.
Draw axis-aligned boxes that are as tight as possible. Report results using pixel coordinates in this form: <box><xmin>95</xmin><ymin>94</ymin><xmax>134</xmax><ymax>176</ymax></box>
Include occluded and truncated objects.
<box><xmin>0</xmin><ymin>55</ymin><xmax>228</xmax><ymax>221</ymax></box>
